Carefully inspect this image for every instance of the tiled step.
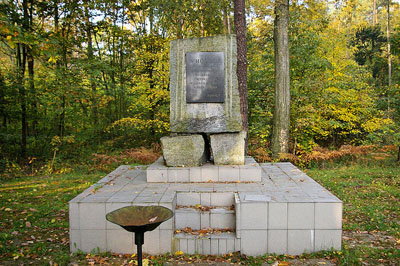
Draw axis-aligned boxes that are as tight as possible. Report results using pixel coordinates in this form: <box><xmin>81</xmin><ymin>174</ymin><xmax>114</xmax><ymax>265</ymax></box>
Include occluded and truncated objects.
<box><xmin>175</xmin><ymin>207</ymin><xmax>235</xmax><ymax>230</ymax></box>
<box><xmin>176</xmin><ymin>191</ymin><xmax>235</xmax><ymax>207</ymax></box>
<box><xmin>147</xmin><ymin>156</ymin><xmax>262</xmax><ymax>183</ymax></box>
<box><xmin>174</xmin><ymin>232</ymin><xmax>240</xmax><ymax>255</ymax></box>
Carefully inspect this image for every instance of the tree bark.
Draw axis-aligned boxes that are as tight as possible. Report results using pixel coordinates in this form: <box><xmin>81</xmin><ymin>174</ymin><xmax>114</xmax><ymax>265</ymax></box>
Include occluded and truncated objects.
<box><xmin>234</xmin><ymin>0</ymin><xmax>248</xmax><ymax>153</ymax></box>
<box><xmin>85</xmin><ymin>2</ymin><xmax>98</xmax><ymax>125</ymax></box>
<box><xmin>387</xmin><ymin>0</ymin><xmax>391</xmax><ymax>88</ymax></box>
<box><xmin>271</xmin><ymin>0</ymin><xmax>290</xmax><ymax>157</ymax></box>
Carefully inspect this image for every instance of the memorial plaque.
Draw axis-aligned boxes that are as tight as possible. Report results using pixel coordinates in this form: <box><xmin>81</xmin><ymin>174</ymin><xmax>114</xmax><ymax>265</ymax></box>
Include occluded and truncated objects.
<box><xmin>186</xmin><ymin>52</ymin><xmax>225</xmax><ymax>103</ymax></box>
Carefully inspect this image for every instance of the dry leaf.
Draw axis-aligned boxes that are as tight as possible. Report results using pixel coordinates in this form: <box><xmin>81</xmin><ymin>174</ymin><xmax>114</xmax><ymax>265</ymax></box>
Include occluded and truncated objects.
<box><xmin>149</xmin><ymin>216</ymin><xmax>158</xmax><ymax>222</ymax></box>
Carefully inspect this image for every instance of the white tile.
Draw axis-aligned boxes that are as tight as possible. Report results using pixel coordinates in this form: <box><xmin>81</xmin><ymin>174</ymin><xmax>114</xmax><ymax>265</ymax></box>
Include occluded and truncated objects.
<box><xmin>211</xmin><ymin>239</ymin><xmax>219</xmax><ymax>255</ymax></box>
<box><xmin>159</xmin><ymin>230</ymin><xmax>173</xmax><ymax>253</ymax></box>
<box><xmin>177</xmin><ymin>192</ymin><xmax>200</xmax><ymax>206</ymax></box>
<box><xmin>80</xmin><ymin>229</ymin><xmax>106</xmax><ymax>253</ymax></box>
<box><xmin>268</xmin><ymin>230</ymin><xmax>287</xmax><ymax>254</ymax></box>
<box><xmin>175</xmin><ymin>210</ymin><xmax>200</xmax><ymax>230</ymax></box>
<box><xmin>234</xmin><ymin>237</ymin><xmax>241</xmax><ymax>251</ymax></box>
<box><xmin>187</xmin><ymin>239</ymin><xmax>196</xmax><ymax>254</ymax></box>
<box><xmin>201</xmin><ymin>164</ymin><xmax>219</xmax><ymax>182</ymax></box>
<box><xmin>200</xmin><ymin>212</ymin><xmax>210</xmax><ymax>228</ymax></box>
<box><xmin>268</xmin><ymin>203</ymin><xmax>287</xmax><ymax>229</ymax></box>
<box><xmin>147</xmin><ymin>169</ymin><xmax>167</xmax><ymax>183</ymax></box>
<box><xmin>315</xmin><ymin>203</ymin><xmax>342</xmax><ymax>229</ymax></box>
<box><xmin>239</xmin><ymin>166</ymin><xmax>262</xmax><ymax>182</ymax></box>
<box><xmin>201</xmin><ymin>193</ymin><xmax>211</xmax><ymax>206</ymax></box>
<box><xmin>288</xmin><ymin>230</ymin><xmax>314</xmax><ymax>255</ymax></box>
<box><xmin>210</xmin><ymin>211</ymin><xmax>235</xmax><ymax>229</ymax></box>
<box><xmin>69</xmin><ymin>229</ymin><xmax>81</xmax><ymax>252</ymax></box>
<box><xmin>196</xmin><ymin>238</ymin><xmax>203</xmax><ymax>254</ymax></box>
<box><xmin>241</xmin><ymin>202</ymin><xmax>268</xmax><ymax>229</ymax></box>
<box><xmin>288</xmin><ymin>203</ymin><xmax>314</xmax><ymax>229</ymax></box>
<box><xmin>179</xmin><ymin>238</ymin><xmax>188</xmax><ymax>253</ymax></box>
<box><xmin>218</xmin><ymin>239</ymin><xmax>227</xmax><ymax>255</ymax></box>
<box><xmin>210</xmin><ymin>193</ymin><xmax>234</xmax><ymax>207</ymax></box>
<box><xmin>168</xmin><ymin>169</ymin><xmax>190</xmax><ymax>182</ymax></box>
<box><xmin>202</xmin><ymin>239</ymin><xmax>211</xmax><ymax>255</ymax></box>
<box><xmin>241</xmin><ymin>230</ymin><xmax>268</xmax><ymax>256</ymax></box>
<box><xmin>315</xmin><ymin>230</ymin><xmax>342</xmax><ymax>251</ymax></box>
<box><xmin>80</xmin><ymin>203</ymin><xmax>106</xmax><ymax>230</ymax></box>
<box><xmin>227</xmin><ymin>238</ymin><xmax>235</xmax><ymax>253</ymax></box>
<box><xmin>219</xmin><ymin>166</ymin><xmax>240</xmax><ymax>182</ymax></box>
<box><xmin>142</xmin><ymin>228</ymin><xmax>160</xmax><ymax>254</ymax></box>
<box><xmin>190</xmin><ymin>167</ymin><xmax>202</xmax><ymax>182</ymax></box>
<box><xmin>69</xmin><ymin>203</ymin><xmax>80</xmax><ymax>230</ymax></box>
<box><xmin>106</xmin><ymin>230</ymin><xmax>133</xmax><ymax>254</ymax></box>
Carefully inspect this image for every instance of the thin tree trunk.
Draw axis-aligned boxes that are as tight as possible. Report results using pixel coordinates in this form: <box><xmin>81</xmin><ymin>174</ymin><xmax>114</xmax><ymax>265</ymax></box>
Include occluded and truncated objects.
<box><xmin>85</xmin><ymin>3</ymin><xmax>98</xmax><ymax>125</ymax></box>
<box><xmin>373</xmin><ymin>0</ymin><xmax>377</xmax><ymax>26</ymax></box>
<box><xmin>387</xmin><ymin>0</ymin><xmax>391</xmax><ymax>115</ymax></box>
<box><xmin>234</xmin><ymin>0</ymin><xmax>248</xmax><ymax>153</ymax></box>
<box><xmin>387</xmin><ymin>0</ymin><xmax>391</xmax><ymax>87</ymax></box>
<box><xmin>17</xmin><ymin>43</ymin><xmax>27</xmax><ymax>159</ymax></box>
<box><xmin>17</xmin><ymin>0</ymin><xmax>29</xmax><ymax>159</ymax></box>
<box><xmin>28</xmin><ymin>0</ymin><xmax>37</xmax><ymax>136</ymax></box>
<box><xmin>272</xmin><ymin>0</ymin><xmax>290</xmax><ymax>157</ymax></box>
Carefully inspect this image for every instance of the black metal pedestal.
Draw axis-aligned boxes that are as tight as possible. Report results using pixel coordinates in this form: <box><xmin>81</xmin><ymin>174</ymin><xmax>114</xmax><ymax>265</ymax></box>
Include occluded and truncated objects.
<box><xmin>135</xmin><ymin>231</ymin><xmax>145</xmax><ymax>266</ymax></box>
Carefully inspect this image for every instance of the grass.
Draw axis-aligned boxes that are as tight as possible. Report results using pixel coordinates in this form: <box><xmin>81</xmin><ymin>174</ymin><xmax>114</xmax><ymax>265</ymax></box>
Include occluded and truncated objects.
<box><xmin>0</xmin><ymin>156</ymin><xmax>399</xmax><ymax>265</ymax></box>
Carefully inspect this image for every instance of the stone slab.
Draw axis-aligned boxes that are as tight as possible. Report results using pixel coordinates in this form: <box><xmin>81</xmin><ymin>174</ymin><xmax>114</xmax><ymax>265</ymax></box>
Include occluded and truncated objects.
<box><xmin>161</xmin><ymin>135</ymin><xmax>205</xmax><ymax>167</ymax></box>
<box><xmin>169</xmin><ymin>35</ymin><xmax>241</xmax><ymax>133</ymax></box>
<box><xmin>211</xmin><ymin>132</ymin><xmax>246</xmax><ymax>165</ymax></box>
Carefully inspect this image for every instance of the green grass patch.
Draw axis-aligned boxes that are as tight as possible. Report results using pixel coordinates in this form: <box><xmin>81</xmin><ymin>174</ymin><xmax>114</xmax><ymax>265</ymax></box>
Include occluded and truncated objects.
<box><xmin>0</xmin><ymin>171</ymin><xmax>105</xmax><ymax>265</ymax></box>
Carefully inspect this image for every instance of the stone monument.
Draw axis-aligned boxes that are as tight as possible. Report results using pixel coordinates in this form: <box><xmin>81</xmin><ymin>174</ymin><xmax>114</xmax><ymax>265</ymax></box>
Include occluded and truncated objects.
<box><xmin>69</xmin><ymin>35</ymin><xmax>342</xmax><ymax>256</ymax></box>
<box><xmin>161</xmin><ymin>35</ymin><xmax>245</xmax><ymax>167</ymax></box>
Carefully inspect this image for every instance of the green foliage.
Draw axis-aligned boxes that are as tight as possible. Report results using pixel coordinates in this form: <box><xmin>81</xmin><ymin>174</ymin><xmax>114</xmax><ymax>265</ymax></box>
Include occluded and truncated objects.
<box><xmin>0</xmin><ymin>0</ymin><xmax>400</xmax><ymax>170</ymax></box>
<box><xmin>247</xmin><ymin>0</ymin><xmax>398</xmax><ymax>154</ymax></box>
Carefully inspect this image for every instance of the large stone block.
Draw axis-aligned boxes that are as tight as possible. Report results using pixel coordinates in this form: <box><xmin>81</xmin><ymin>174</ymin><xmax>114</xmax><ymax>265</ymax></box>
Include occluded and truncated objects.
<box><xmin>161</xmin><ymin>135</ymin><xmax>205</xmax><ymax>167</ymax></box>
<box><xmin>211</xmin><ymin>132</ymin><xmax>245</xmax><ymax>165</ymax></box>
<box><xmin>169</xmin><ymin>35</ymin><xmax>242</xmax><ymax>133</ymax></box>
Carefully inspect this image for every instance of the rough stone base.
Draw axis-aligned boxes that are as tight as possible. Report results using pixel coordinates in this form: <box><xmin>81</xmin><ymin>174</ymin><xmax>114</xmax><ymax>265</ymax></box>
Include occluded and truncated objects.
<box><xmin>161</xmin><ymin>134</ymin><xmax>205</xmax><ymax>167</ymax></box>
<box><xmin>210</xmin><ymin>131</ymin><xmax>245</xmax><ymax>165</ymax></box>
<box><xmin>69</xmin><ymin>163</ymin><xmax>342</xmax><ymax>256</ymax></box>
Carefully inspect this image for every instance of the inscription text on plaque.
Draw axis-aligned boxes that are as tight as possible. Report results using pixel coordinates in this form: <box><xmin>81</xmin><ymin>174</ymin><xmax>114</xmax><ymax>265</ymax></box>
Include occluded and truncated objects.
<box><xmin>186</xmin><ymin>52</ymin><xmax>225</xmax><ymax>103</ymax></box>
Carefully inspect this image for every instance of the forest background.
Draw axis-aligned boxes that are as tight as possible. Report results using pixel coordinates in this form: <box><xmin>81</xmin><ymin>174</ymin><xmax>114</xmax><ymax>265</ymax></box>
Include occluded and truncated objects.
<box><xmin>1</xmin><ymin>0</ymin><xmax>400</xmax><ymax>175</ymax></box>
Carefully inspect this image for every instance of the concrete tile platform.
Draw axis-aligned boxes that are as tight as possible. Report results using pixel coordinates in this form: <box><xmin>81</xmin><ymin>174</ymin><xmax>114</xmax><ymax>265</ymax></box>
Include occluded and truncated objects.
<box><xmin>147</xmin><ymin>157</ymin><xmax>262</xmax><ymax>183</ymax></box>
<box><xmin>69</xmin><ymin>161</ymin><xmax>342</xmax><ymax>256</ymax></box>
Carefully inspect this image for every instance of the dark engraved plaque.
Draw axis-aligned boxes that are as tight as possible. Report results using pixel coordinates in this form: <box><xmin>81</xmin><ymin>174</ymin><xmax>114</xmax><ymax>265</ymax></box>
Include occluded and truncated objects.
<box><xmin>186</xmin><ymin>52</ymin><xmax>225</xmax><ymax>103</ymax></box>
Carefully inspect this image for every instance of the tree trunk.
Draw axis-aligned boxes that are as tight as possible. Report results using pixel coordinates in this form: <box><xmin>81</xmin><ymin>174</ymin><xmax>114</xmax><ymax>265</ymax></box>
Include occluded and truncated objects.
<box><xmin>271</xmin><ymin>0</ymin><xmax>290</xmax><ymax>157</ymax></box>
<box><xmin>17</xmin><ymin>0</ymin><xmax>30</xmax><ymax>159</ymax></box>
<box><xmin>85</xmin><ymin>3</ymin><xmax>98</xmax><ymax>125</ymax></box>
<box><xmin>17</xmin><ymin>43</ymin><xmax>27</xmax><ymax>159</ymax></box>
<box><xmin>387</xmin><ymin>0</ymin><xmax>391</xmax><ymax>87</ymax></box>
<box><xmin>28</xmin><ymin>0</ymin><xmax>37</xmax><ymax>136</ymax></box>
<box><xmin>373</xmin><ymin>0</ymin><xmax>377</xmax><ymax>26</ymax></box>
<box><xmin>234</xmin><ymin>0</ymin><xmax>248</xmax><ymax>153</ymax></box>
<box><xmin>387</xmin><ymin>0</ymin><xmax>391</xmax><ymax>115</ymax></box>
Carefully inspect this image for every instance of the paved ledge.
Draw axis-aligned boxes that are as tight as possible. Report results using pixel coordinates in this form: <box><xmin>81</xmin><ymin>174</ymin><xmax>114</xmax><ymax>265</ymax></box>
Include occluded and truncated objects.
<box><xmin>147</xmin><ymin>156</ymin><xmax>262</xmax><ymax>183</ymax></box>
